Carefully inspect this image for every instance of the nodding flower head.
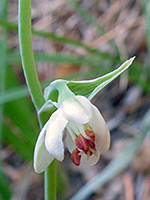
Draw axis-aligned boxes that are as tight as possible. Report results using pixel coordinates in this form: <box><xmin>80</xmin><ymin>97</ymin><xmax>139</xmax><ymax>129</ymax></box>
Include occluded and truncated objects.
<box><xmin>34</xmin><ymin>95</ymin><xmax>110</xmax><ymax>173</ymax></box>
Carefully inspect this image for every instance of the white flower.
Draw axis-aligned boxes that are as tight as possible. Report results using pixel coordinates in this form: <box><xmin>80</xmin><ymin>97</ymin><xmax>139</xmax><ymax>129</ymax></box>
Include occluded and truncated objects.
<box><xmin>34</xmin><ymin>95</ymin><xmax>110</xmax><ymax>173</ymax></box>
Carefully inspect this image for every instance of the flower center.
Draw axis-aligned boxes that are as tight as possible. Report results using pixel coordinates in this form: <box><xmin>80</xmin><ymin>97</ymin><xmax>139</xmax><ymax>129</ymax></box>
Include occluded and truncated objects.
<box><xmin>71</xmin><ymin>130</ymin><xmax>97</xmax><ymax>166</ymax></box>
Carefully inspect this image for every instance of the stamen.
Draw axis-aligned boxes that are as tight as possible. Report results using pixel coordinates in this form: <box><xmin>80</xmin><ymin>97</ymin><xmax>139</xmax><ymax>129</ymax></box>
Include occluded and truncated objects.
<box><xmin>73</xmin><ymin>132</ymin><xmax>97</xmax><ymax>164</ymax></box>
<box><xmin>71</xmin><ymin>148</ymin><xmax>81</xmax><ymax>166</ymax></box>
<box><xmin>89</xmin><ymin>147</ymin><xmax>98</xmax><ymax>157</ymax></box>
<box><xmin>85</xmin><ymin>130</ymin><xmax>95</xmax><ymax>149</ymax></box>
<box><xmin>75</xmin><ymin>134</ymin><xmax>89</xmax><ymax>153</ymax></box>
<box><xmin>88</xmin><ymin>140</ymin><xmax>95</xmax><ymax>149</ymax></box>
<box><xmin>86</xmin><ymin>151</ymin><xmax>90</xmax><ymax>160</ymax></box>
<box><xmin>85</xmin><ymin>130</ymin><xmax>95</xmax><ymax>139</ymax></box>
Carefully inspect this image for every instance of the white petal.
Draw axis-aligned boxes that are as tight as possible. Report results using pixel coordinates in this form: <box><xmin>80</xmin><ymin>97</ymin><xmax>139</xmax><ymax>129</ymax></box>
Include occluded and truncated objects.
<box><xmin>67</xmin><ymin>121</ymin><xmax>80</xmax><ymax>136</ymax></box>
<box><xmin>61</xmin><ymin>96</ymin><xmax>92</xmax><ymax>124</ymax></box>
<box><xmin>45</xmin><ymin>108</ymin><xmax>68</xmax><ymax>161</ymax></box>
<box><xmin>34</xmin><ymin>121</ymin><xmax>54</xmax><ymax>173</ymax></box>
<box><xmin>81</xmin><ymin>153</ymin><xmax>100</xmax><ymax>166</ymax></box>
<box><xmin>67</xmin><ymin>120</ymin><xmax>87</xmax><ymax>138</ymax></box>
<box><xmin>65</xmin><ymin>130</ymin><xmax>76</xmax><ymax>153</ymax></box>
<box><xmin>90</xmin><ymin>105</ymin><xmax>110</xmax><ymax>154</ymax></box>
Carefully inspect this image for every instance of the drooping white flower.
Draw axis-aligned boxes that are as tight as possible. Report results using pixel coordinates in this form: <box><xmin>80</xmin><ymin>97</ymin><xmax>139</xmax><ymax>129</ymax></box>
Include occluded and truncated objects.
<box><xmin>34</xmin><ymin>95</ymin><xmax>110</xmax><ymax>173</ymax></box>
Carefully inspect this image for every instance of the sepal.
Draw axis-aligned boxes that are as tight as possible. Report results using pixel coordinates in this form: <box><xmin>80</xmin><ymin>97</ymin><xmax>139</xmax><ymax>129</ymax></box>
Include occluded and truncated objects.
<box><xmin>38</xmin><ymin>100</ymin><xmax>57</xmax><ymax>126</ymax></box>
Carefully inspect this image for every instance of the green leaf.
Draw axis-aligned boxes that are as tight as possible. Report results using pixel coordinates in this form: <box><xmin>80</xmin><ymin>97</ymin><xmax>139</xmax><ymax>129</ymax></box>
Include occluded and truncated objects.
<box><xmin>0</xmin><ymin>85</ymin><xmax>29</xmax><ymax>105</ymax></box>
<box><xmin>6</xmin><ymin>51</ymin><xmax>115</xmax><ymax>68</ymax></box>
<box><xmin>2</xmin><ymin>65</ymin><xmax>39</xmax><ymax>161</ymax></box>
<box><xmin>2</xmin><ymin>124</ymin><xmax>33</xmax><ymax>161</ymax></box>
<box><xmin>0</xmin><ymin>1</ymin><xmax>10</xmax><ymax>196</ymax></box>
<box><xmin>0</xmin><ymin>174</ymin><xmax>11</xmax><ymax>200</ymax></box>
<box><xmin>71</xmin><ymin>109</ymin><xmax>150</xmax><ymax>200</ymax></box>
<box><xmin>67</xmin><ymin>57</ymin><xmax>135</xmax><ymax>99</ymax></box>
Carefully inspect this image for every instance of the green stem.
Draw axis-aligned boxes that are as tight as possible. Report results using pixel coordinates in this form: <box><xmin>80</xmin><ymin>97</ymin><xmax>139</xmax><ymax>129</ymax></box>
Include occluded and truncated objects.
<box><xmin>18</xmin><ymin>0</ymin><xmax>56</xmax><ymax>199</ymax></box>
<box><xmin>44</xmin><ymin>160</ymin><xmax>57</xmax><ymax>200</ymax></box>
<box><xmin>18</xmin><ymin>0</ymin><xmax>45</xmax><ymax>112</ymax></box>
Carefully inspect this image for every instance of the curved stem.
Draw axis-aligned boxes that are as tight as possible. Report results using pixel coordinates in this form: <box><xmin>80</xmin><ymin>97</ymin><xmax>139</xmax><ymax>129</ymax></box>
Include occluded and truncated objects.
<box><xmin>18</xmin><ymin>1</ymin><xmax>56</xmax><ymax>200</ymax></box>
<box><xmin>18</xmin><ymin>0</ymin><xmax>45</xmax><ymax>112</ymax></box>
<box><xmin>44</xmin><ymin>160</ymin><xmax>57</xmax><ymax>200</ymax></box>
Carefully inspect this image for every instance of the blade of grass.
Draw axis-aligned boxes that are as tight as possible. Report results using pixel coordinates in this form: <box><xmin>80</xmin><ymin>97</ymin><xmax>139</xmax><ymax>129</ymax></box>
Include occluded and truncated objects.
<box><xmin>6</xmin><ymin>51</ymin><xmax>115</xmax><ymax>67</ymax></box>
<box><xmin>0</xmin><ymin>173</ymin><xmax>11</xmax><ymax>200</ymax></box>
<box><xmin>2</xmin><ymin>65</ymin><xmax>38</xmax><ymax>160</ymax></box>
<box><xmin>0</xmin><ymin>19</ymin><xmax>118</xmax><ymax>60</ymax></box>
<box><xmin>2</xmin><ymin>124</ymin><xmax>34</xmax><ymax>161</ymax></box>
<box><xmin>0</xmin><ymin>0</ymin><xmax>8</xmax><ymax>174</ymax></box>
<box><xmin>0</xmin><ymin>19</ymin><xmax>18</xmax><ymax>30</ymax></box>
<box><xmin>0</xmin><ymin>86</ymin><xmax>30</xmax><ymax>105</ymax></box>
<box><xmin>71</xmin><ymin>110</ymin><xmax>150</xmax><ymax>200</ymax></box>
<box><xmin>4</xmin><ymin>66</ymin><xmax>39</xmax><ymax>148</ymax></box>
<box><xmin>0</xmin><ymin>1</ymin><xmax>12</xmax><ymax>199</ymax></box>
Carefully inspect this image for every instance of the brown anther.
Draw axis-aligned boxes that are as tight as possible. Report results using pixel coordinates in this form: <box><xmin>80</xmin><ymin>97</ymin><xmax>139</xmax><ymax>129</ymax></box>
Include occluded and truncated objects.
<box><xmin>71</xmin><ymin>148</ymin><xmax>81</xmax><ymax>166</ymax></box>
<box><xmin>88</xmin><ymin>140</ymin><xmax>95</xmax><ymax>149</ymax></box>
<box><xmin>75</xmin><ymin>134</ymin><xmax>89</xmax><ymax>153</ymax></box>
<box><xmin>85</xmin><ymin>130</ymin><xmax>95</xmax><ymax>139</ymax></box>
<box><xmin>85</xmin><ymin>130</ymin><xmax>95</xmax><ymax>149</ymax></box>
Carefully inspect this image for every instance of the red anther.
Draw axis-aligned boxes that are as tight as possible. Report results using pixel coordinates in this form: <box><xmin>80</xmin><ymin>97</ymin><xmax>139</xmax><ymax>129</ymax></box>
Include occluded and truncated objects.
<box><xmin>71</xmin><ymin>148</ymin><xmax>81</xmax><ymax>166</ymax></box>
<box><xmin>75</xmin><ymin>134</ymin><xmax>89</xmax><ymax>153</ymax></box>
<box><xmin>85</xmin><ymin>130</ymin><xmax>95</xmax><ymax>149</ymax></box>
<box><xmin>85</xmin><ymin>130</ymin><xmax>95</xmax><ymax>137</ymax></box>
<box><xmin>88</xmin><ymin>140</ymin><xmax>95</xmax><ymax>149</ymax></box>
<box><xmin>85</xmin><ymin>130</ymin><xmax>95</xmax><ymax>140</ymax></box>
